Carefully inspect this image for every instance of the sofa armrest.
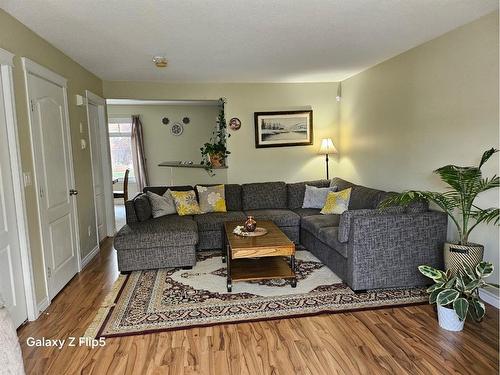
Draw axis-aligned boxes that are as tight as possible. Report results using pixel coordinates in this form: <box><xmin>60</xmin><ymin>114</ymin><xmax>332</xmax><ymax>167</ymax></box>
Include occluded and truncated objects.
<box><xmin>346</xmin><ymin>211</ymin><xmax>447</xmax><ymax>290</ymax></box>
<box><xmin>125</xmin><ymin>199</ymin><xmax>138</xmax><ymax>224</ymax></box>
<box><xmin>338</xmin><ymin>206</ymin><xmax>405</xmax><ymax>243</ymax></box>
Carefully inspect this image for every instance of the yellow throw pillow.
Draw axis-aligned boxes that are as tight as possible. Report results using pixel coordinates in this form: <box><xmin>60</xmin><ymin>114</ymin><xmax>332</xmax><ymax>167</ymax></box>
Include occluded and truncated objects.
<box><xmin>196</xmin><ymin>185</ymin><xmax>227</xmax><ymax>213</ymax></box>
<box><xmin>170</xmin><ymin>190</ymin><xmax>202</xmax><ymax>216</ymax></box>
<box><xmin>320</xmin><ymin>188</ymin><xmax>352</xmax><ymax>215</ymax></box>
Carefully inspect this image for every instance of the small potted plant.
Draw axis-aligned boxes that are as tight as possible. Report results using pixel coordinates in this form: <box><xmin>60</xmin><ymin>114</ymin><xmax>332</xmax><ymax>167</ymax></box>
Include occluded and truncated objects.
<box><xmin>381</xmin><ymin>148</ymin><xmax>499</xmax><ymax>272</ymax></box>
<box><xmin>418</xmin><ymin>262</ymin><xmax>497</xmax><ymax>331</ymax></box>
<box><xmin>200</xmin><ymin>98</ymin><xmax>231</xmax><ymax>175</ymax></box>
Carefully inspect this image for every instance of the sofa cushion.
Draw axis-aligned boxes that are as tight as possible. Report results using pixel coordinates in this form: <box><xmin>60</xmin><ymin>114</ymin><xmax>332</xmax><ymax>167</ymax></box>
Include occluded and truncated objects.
<box><xmin>292</xmin><ymin>208</ymin><xmax>321</xmax><ymax>218</ymax></box>
<box><xmin>302</xmin><ymin>185</ymin><xmax>337</xmax><ymax>209</ymax></box>
<box><xmin>194</xmin><ymin>211</ymin><xmax>246</xmax><ymax>232</ymax></box>
<box><xmin>133</xmin><ymin>193</ymin><xmax>153</xmax><ymax>221</ymax></box>
<box><xmin>196</xmin><ymin>184</ymin><xmax>242</xmax><ymax>211</ymax></box>
<box><xmin>146</xmin><ymin>190</ymin><xmax>176</xmax><ymax>218</ymax></box>
<box><xmin>244</xmin><ymin>209</ymin><xmax>300</xmax><ymax>227</ymax></box>
<box><xmin>330</xmin><ymin>177</ymin><xmax>356</xmax><ymax>191</ymax></box>
<box><xmin>196</xmin><ymin>185</ymin><xmax>227</xmax><ymax>213</ymax></box>
<box><xmin>406</xmin><ymin>200</ymin><xmax>429</xmax><ymax>213</ymax></box>
<box><xmin>287</xmin><ymin>180</ymin><xmax>330</xmax><ymax>209</ymax></box>
<box><xmin>317</xmin><ymin>227</ymin><xmax>348</xmax><ymax>258</ymax></box>
<box><xmin>349</xmin><ymin>185</ymin><xmax>386</xmax><ymax>210</ymax></box>
<box><xmin>301</xmin><ymin>214</ymin><xmax>340</xmax><ymax>235</ymax></box>
<box><xmin>242</xmin><ymin>182</ymin><xmax>287</xmax><ymax>210</ymax></box>
<box><xmin>144</xmin><ymin>185</ymin><xmax>193</xmax><ymax>196</ymax></box>
<box><xmin>114</xmin><ymin>215</ymin><xmax>198</xmax><ymax>250</ymax></box>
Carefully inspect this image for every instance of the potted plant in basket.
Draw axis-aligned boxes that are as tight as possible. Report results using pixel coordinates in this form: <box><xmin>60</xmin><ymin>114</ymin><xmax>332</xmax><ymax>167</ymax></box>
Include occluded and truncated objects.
<box><xmin>419</xmin><ymin>261</ymin><xmax>497</xmax><ymax>331</ymax></box>
<box><xmin>381</xmin><ymin>148</ymin><xmax>499</xmax><ymax>272</ymax></box>
<box><xmin>200</xmin><ymin>98</ymin><xmax>231</xmax><ymax>175</ymax></box>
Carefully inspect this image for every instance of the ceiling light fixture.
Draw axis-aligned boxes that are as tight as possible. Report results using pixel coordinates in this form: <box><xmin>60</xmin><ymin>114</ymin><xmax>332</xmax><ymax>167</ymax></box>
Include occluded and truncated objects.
<box><xmin>152</xmin><ymin>56</ymin><xmax>168</xmax><ymax>68</ymax></box>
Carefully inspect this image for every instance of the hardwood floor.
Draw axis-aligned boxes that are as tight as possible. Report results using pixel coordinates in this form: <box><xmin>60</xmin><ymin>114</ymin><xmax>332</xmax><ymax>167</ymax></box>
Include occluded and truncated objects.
<box><xmin>18</xmin><ymin>239</ymin><xmax>499</xmax><ymax>374</ymax></box>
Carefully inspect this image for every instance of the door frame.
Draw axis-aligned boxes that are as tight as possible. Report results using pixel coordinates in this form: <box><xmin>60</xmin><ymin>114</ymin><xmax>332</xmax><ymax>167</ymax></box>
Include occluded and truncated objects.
<box><xmin>85</xmin><ymin>90</ymin><xmax>116</xmax><ymax>240</ymax></box>
<box><xmin>22</xmin><ymin>57</ymin><xmax>82</xmax><ymax>303</ymax></box>
<box><xmin>0</xmin><ymin>49</ymin><xmax>38</xmax><ymax>321</ymax></box>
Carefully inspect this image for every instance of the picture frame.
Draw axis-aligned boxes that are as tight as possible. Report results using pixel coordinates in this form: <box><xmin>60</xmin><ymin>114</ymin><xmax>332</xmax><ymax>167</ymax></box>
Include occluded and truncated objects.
<box><xmin>254</xmin><ymin>110</ymin><xmax>313</xmax><ymax>148</ymax></box>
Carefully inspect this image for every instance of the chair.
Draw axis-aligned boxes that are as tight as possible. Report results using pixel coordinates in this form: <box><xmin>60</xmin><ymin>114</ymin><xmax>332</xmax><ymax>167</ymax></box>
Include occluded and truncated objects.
<box><xmin>113</xmin><ymin>169</ymin><xmax>129</xmax><ymax>203</ymax></box>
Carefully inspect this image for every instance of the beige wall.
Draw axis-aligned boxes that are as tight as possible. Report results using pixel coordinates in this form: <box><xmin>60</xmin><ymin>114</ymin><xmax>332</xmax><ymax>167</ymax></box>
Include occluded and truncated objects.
<box><xmin>107</xmin><ymin>104</ymin><xmax>223</xmax><ymax>187</ymax></box>
<box><xmin>103</xmin><ymin>82</ymin><xmax>340</xmax><ymax>184</ymax></box>
<box><xmin>0</xmin><ymin>10</ymin><xmax>103</xmax><ymax>304</ymax></box>
<box><xmin>338</xmin><ymin>12</ymin><xmax>500</xmax><ymax>284</ymax></box>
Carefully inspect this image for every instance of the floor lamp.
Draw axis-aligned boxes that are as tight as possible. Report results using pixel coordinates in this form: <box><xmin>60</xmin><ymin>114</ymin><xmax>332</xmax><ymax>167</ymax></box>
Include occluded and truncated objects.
<box><xmin>318</xmin><ymin>138</ymin><xmax>338</xmax><ymax>180</ymax></box>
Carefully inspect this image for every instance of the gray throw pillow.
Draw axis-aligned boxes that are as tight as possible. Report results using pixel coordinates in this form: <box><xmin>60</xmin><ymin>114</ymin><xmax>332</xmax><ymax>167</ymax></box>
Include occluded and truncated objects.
<box><xmin>302</xmin><ymin>185</ymin><xmax>337</xmax><ymax>209</ymax></box>
<box><xmin>133</xmin><ymin>194</ymin><xmax>152</xmax><ymax>222</ymax></box>
<box><xmin>146</xmin><ymin>190</ymin><xmax>176</xmax><ymax>218</ymax></box>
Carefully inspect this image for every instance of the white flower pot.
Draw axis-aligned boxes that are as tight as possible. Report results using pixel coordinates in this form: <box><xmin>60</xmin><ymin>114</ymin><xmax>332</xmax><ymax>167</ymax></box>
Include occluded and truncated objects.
<box><xmin>437</xmin><ymin>304</ymin><xmax>465</xmax><ymax>332</ymax></box>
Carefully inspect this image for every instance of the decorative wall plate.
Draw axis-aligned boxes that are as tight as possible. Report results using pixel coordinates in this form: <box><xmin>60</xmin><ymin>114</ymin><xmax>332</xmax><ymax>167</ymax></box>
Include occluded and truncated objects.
<box><xmin>229</xmin><ymin>117</ymin><xmax>241</xmax><ymax>130</ymax></box>
<box><xmin>171</xmin><ymin>122</ymin><xmax>183</xmax><ymax>136</ymax></box>
<box><xmin>162</xmin><ymin>117</ymin><xmax>170</xmax><ymax>125</ymax></box>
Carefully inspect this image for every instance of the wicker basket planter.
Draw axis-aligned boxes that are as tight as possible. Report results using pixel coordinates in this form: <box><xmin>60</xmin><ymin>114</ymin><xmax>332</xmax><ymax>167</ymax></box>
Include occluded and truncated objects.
<box><xmin>444</xmin><ymin>242</ymin><xmax>484</xmax><ymax>275</ymax></box>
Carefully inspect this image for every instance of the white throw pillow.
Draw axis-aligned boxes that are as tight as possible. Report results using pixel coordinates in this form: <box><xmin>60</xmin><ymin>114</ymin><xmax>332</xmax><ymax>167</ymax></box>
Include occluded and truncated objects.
<box><xmin>302</xmin><ymin>185</ymin><xmax>337</xmax><ymax>209</ymax></box>
<box><xmin>147</xmin><ymin>190</ymin><xmax>177</xmax><ymax>218</ymax></box>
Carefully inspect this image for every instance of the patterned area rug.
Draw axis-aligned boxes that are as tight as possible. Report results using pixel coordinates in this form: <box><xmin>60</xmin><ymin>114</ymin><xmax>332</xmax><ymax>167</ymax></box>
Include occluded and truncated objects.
<box><xmin>86</xmin><ymin>251</ymin><xmax>427</xmax><ymax>338</ymax></box>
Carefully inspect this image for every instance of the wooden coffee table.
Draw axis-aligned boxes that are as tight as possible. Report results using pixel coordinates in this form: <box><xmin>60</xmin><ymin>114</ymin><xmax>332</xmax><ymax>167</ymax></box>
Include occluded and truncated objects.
<box><xmin>222</xmin><ymin>220</ymin><xmax>296</xmax><ymax>292</ymax></box>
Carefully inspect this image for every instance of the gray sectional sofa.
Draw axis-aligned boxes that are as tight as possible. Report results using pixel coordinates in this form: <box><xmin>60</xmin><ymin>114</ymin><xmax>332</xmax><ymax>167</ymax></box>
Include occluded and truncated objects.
<box><xmin>114</xmin><ymin>177</ymin><xmax>447</xmax><ymax>291</ymax></box>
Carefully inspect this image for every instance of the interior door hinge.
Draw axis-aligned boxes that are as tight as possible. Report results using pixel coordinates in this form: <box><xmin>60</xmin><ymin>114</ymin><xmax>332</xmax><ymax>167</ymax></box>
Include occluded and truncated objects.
<box><xmin>30</xmin><ymin>99</ymin><xmax>35</xmax><ymax>112</ymax></box>
<box><xmin>46</xmin><ymin>267</ymin><xmax>52</xmax><ymax>278</ymax></box>
<box><xmin>39</xmin><ymin>186</ymin><xmax>44</xmax><ymax>198</ymax></box>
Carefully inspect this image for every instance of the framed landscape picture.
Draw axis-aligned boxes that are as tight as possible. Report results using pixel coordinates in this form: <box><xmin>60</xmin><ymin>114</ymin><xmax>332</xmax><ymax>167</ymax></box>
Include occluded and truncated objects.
<box><xmin>254</xmin><ymin>110</ymin><xmax>313</xmax><ymax>148</ymax></box>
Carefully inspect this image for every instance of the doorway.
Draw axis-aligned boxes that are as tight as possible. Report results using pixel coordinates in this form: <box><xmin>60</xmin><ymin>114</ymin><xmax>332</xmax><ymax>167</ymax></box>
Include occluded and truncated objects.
<box><xmin>0</xmin><ymin>49</ymin><xmax>36</xmax><ymax>326</ymax></box>
<box><xmin>23</xmin><ymin>58</ymin><xmax>80</xmax><ymax>301</ymax></box>
<box><xmin>86</xmin><ymin>91</ymin><xmax>115</xmax><ymax>241</ymax></box>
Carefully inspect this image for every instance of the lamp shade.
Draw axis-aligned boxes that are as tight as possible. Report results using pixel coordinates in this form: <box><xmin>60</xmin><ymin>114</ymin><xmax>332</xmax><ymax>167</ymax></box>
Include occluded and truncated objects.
<box><xmin>318</xmin><ymin>138</ymin><xmax>337</xmax><ymax>154</ymax></box>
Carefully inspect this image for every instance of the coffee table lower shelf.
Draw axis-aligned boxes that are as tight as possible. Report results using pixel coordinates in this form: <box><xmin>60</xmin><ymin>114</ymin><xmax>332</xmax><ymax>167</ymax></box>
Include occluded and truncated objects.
<box><xmin>226</xmin><ymin>257</ymin><xmax>296</xmax><ymax>292</ymax></box>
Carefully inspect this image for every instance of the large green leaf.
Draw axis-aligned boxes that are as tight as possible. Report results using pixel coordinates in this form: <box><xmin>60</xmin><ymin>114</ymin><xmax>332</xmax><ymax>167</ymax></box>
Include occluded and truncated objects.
<box><xmin>453</xmin><ymin>298</ymin><xmax>469</xmax><ymax>321</ymax></box>
<box><xmin>465</xmin><ymin>279</ymin><xmax>484</xmax><ymax>292</ymax></box>
<box><xmin>476</xmin><ymin>261</ymin><xmax>494</xmax><ymax>278</ymax></box>
<box><xmin>429</xmin><ymin>289</ymin><xmax>441</xmax><ymax>305</ymax></box>
<box><xmin>455</xmin><ymin>275</ymin><xmax>465</xmax><ymax>291</ymax></box>
<box><xmin>426</xmin><ymin>282</ymin><xmax>445</xmax><ymax>293</ymax></box>
<box><xmin>462</xmin><ymin>263</ymin><xmax>477</xmax><ymax>281</ymax></box>
<box><xmin>444</xmin><ymin>276</ymin><xmax>457</xmax><ymax>289</ymax></box>
<box><xmin>434</xmin><ymin>164</ymin><xmax>481</xmax><ymax>193</ymax></box>
<box><xmin>478</xmin><ymin>148</ymin><xmax>498</xmax><ymax>169</ymax></box>
<box><xmin>470</xmin><ymin>299</ymin><xmax>486</xmax><ymax>321</ymax></box>
<box><xmin>436</xmin><ymin>289</ymin><xmax>460</xmax><ymax>306</ymax></box>
<box><xmin>418</xmin><ymin>265</ymin><xmax>443</xmax><ymax>280</ymax></box>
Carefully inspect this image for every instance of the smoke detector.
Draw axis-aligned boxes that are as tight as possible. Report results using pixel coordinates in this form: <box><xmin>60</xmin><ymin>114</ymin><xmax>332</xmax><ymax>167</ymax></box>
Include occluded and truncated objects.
<box><xmin>152</xmin><ymin>56</ymin><xmax>168</xmax><ymax>68</ymax></box>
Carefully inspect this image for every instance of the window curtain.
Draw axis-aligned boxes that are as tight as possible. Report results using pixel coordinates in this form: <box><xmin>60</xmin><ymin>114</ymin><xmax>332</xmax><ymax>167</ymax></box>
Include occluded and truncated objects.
<box><xmin>131</xmin><ymin>115</ymin><xmax>149</xmax><ymax>191</ymax></box>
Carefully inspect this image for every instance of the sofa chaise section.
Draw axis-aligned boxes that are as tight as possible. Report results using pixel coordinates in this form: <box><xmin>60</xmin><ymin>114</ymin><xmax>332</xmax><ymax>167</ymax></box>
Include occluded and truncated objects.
<box><xmin>114</xmin><ymin>214</ymin><xmax>198</xmax><ymax>272</ymax></box>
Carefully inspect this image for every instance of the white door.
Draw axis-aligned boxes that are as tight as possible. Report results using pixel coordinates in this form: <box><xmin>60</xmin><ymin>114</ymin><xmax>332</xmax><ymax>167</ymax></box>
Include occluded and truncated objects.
<box><xmin>26</xmin><ymin>69</ymin><xmax>79</xmax><ymax>300</ymax></box>
<box><xmin>88</xmin><ymin>102</ymin><xmax>106</xmax><ymax>242</ymax></box>
<box><xmin>0</xmin><ymin>72</ymin><xmax>28</xmax><ymax>328</ymax></box>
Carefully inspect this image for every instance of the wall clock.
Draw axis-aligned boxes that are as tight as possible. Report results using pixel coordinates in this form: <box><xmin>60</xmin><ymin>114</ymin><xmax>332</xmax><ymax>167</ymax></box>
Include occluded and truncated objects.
<box><xmin>229</xmin><ymin>117</ymin><xmax>241</xmax><ymax>131</ymax></box>
<box><xmin>171</xmin><ymin>122</ymin><xmax>183</xmax><ymax>136</ymax></box>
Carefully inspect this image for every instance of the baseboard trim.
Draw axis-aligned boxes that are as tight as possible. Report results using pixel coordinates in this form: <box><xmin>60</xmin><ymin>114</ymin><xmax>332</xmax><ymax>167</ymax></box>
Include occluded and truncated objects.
<box><xmin>81</xmin><ymin>245</ymin><xmax>100</xmax><ymax>270</ymax></box>
<box><xmin>36</xmin><ymin>297</ymin><xmax>50</xmax><ymax>316</ymax></box>
<box><xmin>480</xmin><ymin>288</ymin><xmax>500</xmax><ymax>309</ymax></box>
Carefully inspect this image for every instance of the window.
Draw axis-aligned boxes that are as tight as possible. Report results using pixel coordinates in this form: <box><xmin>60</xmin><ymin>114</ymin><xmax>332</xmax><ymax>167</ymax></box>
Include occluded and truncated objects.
<box><xmin>108</xmin><ymin>117</ymin><xmax>135</xmax><ymax>181</ymax></box>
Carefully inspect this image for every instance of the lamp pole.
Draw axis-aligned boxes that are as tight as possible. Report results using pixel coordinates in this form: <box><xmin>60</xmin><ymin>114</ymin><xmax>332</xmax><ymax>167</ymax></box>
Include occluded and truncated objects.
<box><xmin>325</xmin><ymin>153</ymin><xmax>329</xmax><ymax>180</ymax></box>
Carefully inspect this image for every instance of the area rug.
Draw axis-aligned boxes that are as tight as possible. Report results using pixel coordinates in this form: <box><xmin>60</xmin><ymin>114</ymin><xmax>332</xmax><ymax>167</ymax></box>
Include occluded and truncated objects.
<box><xmin>85</xmin><ymin>250</ymin><xmax>427</xmax><ymax>338</ymax></box>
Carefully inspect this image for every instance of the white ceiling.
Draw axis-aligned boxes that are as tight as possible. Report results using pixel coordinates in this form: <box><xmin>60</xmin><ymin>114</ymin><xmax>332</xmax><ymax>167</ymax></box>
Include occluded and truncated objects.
<box><xmin>1</xmin><ymin>0</ymin><xmax>498</xmax><ymax>82</ymax></box>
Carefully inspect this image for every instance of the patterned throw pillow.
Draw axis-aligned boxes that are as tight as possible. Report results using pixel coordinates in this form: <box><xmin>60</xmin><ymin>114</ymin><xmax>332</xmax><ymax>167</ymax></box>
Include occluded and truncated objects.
<box><xmin>170</xmin><ymin>190</ymin><xmax>202</xmax><ymax>216</ymax></box>
<box><xmin>321</xmin><ymin>188</ymin><xmax>352</xmax><ymax>215</ymax></box>
<box><xmin>302</xmin><ymin>185</ymin><xmax>337</xmax><ymax>209</ymax></box>
<box><xmin>146</xmin><ymin>190</ymin><xmax>176</xmax><ymax>218</ymax></box>
<box><xmin>196</xmin><ymin>185</ymin><xmax>227</xmax><ymax>213</ymax></box>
